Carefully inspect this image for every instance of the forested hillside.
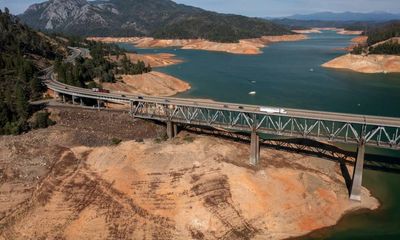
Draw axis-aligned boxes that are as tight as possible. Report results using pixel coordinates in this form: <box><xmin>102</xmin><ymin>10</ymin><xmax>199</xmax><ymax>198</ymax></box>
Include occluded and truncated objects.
<box><xmin>0</xmin><ymin>9</ymin><xmax>150</xmax><ymax>135</ymax></box>
<box><xmin>0</xmin><ymin>8</ymin><xmax>64</xmax><ymax>134</ymax></box>
<box><xmin>54</xmin><ymin>40</ymin><xmax>152</xmax><ymax>88</ymax></box>
<box><xmin>19</xmin><ymin>0</ymin><xmax>292</xmax><ymax>43</ymax></box>
<box><xmin>366</xmin><ymin>21</ymin><xmax>400</xmax><ymax>45</ymax></box>
<box><xmin>352</xmin><ymin>21</ymin><xmax>400</xmax><ymax>55</ymax></box>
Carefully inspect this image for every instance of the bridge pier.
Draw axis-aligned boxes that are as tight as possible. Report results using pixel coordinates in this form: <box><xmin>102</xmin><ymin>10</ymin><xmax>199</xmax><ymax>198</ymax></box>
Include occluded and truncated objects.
<box><xmin>166</xmin><ymin>121</ymin><xmax>176</xmax><ymax>139</ymax></box>
<box><xmin>62</xmin><ymin>94</ymin><xmax>66</xmax><ymax>103</ymax></box>
<box><xmin>72</xmin><ymin>96</ymin><xmax>76</xmax><ymax>105</ymax></box>
<box><xmin>80</xmin><ymin>98</ymin><xmax>83</xmax><ymax>106</ymax></box>
<box><xmin>350</xmin><ymin>139</ymin><xmax>365</xmax><ymax>201</ymax></box>
<box><xmin>250</xmin><ymin>130</ymin><xmax>260</xmax><ymax>166</ymax></box>
<box><xmin>173</xmin><ymin>124</ymin><xmax>179</xmax><ymax>137</ymax></box>
<box><xmin>97</xmin><ymin>99</ymin><xmax>101</xmax><ymax>110</ymax></box>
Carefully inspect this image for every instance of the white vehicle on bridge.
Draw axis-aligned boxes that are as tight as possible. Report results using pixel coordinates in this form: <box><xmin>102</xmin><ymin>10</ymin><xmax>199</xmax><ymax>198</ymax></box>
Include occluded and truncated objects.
<box><xmin>259</xmin><ymin>107</ymin><xmax>287</xmax><ymax>114</ymax></box>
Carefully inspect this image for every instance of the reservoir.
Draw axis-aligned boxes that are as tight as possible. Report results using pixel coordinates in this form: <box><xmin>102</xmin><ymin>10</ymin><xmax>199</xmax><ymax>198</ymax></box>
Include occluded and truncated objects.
<box><xmin>119</xmin><ymin>31</ymin><xmax>400</xmax><ymax>238</ymax></box>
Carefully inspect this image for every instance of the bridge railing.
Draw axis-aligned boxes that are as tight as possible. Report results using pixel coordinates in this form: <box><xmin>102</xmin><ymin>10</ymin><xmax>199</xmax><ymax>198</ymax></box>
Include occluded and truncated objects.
<box><xmin>131</xmin><ymin>101</ymin><xmax>400</xmax><ymax>149</ymax></box>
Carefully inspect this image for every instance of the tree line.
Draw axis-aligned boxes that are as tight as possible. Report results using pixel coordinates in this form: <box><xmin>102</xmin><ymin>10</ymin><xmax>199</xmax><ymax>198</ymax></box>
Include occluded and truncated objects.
<box><xmin>54</xmin><ymin>40</ymin><xmax>152</xmax><ymax>89</ymax></box>
<box><xmin>1</xmin><ymin>8</ymin><xmax>153</xmax><ymax>135</ymax></box>
<box><xmin>0</xmin><ymin>8</ymin><xmax>61</xmax><ymax>134</ymax></box>
<box><xmin>352</xmin><ymin>21</ymin><xmax>400</xmax><ymax>55</ymax></box>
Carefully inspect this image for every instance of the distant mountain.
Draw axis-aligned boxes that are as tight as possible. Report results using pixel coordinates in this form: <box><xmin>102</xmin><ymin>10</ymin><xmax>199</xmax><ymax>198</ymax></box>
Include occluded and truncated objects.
<box><xmin>284</xmin><ymin>11</ymin><xmax>400</xmax><ymax>22</ymax></box>
<box><xmin>19</xmin><ymin>0</ymin><xmax>292</xmax><ymax>43</ymax></box>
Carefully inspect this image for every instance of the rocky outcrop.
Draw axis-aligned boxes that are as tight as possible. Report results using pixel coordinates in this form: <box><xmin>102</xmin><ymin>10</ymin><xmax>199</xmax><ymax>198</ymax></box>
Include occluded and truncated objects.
<box><xmin>21</xmin><ymin>0</ymin><xmax>110</xmax><ymax>32</ymax></box>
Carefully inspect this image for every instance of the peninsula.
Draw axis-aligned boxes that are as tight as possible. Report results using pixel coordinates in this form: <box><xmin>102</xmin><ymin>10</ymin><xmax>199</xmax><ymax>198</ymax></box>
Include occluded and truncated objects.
<box><xmin>322</xmin><ymin>22</ymin><xmax>400</xmax><ymax>73</ymax></box>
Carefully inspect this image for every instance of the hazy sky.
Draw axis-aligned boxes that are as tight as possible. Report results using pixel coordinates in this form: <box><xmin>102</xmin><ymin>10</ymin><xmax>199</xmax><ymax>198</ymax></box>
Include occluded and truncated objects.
<box><xmin>1</xmin><ymin>0</ymin><xmax>400</xmax><ymax>17</ymax></box>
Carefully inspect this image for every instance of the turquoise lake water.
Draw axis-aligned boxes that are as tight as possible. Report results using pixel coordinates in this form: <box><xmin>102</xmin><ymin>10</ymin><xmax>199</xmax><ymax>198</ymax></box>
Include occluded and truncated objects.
<box><xmin>118</xmin><ymin>31</ymin><xmax>400</xmax><ymax>238</ymax></box>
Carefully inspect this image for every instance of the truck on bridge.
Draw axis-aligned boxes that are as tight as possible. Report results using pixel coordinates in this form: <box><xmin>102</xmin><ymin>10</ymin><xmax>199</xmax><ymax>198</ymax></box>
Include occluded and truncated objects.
<box><xmin>259</xmin><ymin>107</ymin><xmax>287</xmax><ymax>114</ymax></box>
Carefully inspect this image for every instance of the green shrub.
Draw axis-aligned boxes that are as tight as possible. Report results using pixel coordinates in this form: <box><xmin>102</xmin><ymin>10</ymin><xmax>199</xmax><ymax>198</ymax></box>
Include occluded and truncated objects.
<box><xmin>31</xmin><ymin>111</ymin><xmax>55</xmax><ymax>129</ymax></box>
<box><xmin>111</xmin><ymin>138</ymin><xmax>122</xmax><ymax>145</ymax></box>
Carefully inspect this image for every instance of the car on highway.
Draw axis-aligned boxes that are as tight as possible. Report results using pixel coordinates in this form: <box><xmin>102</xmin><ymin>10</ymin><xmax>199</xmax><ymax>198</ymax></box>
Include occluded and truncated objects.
<box><xmin>92</xmin><ymin>88</ymin><xmax>110</xmax><ymax>93</ymax></box>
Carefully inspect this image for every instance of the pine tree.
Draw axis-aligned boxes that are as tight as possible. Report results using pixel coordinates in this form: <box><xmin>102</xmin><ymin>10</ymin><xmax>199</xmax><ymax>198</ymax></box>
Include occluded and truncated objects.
<box><xmin>14</xmin><ymin>83</ymin><xmax>29</xmax><ymax>121</ymax></box>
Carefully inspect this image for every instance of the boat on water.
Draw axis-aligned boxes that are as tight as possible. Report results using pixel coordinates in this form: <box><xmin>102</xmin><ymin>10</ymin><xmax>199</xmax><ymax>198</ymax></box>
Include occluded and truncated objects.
<box><xmin>249</xmin><ymin>91</ymin><xmax>256</xmax><ymax>95</ymax></box>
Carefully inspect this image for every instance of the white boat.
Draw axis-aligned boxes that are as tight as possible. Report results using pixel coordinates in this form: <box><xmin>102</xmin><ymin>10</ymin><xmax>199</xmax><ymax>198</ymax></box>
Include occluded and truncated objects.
<box><xmin>249</xmin><ymin>91</ymin><xmax>256</xmax><ymax>95</ymax></box>
<box><xmin>309</xmin><ymin>68</ymin><xmax>314</xmax><ymax>72</ymax></box>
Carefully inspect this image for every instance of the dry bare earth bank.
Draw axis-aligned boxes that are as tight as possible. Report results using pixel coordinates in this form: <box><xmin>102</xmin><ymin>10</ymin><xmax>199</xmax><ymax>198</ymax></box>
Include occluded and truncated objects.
<box><xmin>293</xmin><ymin>28</ymin><xmax>363</xmax><ymax>35</ymax></box>
<box><xmin>110</xmin><ymin>53</ymin><xmax>183</xmax><ymax>68</ymax></box>
<box><xmin>0</xmin><ymin>107</ymin><xmax>378</xmax><ymax>240</ymax></box>
<box><xmin>103</xmin><ymin>72</ymin><xmax>191</xmax><ymax>97</ymax></box>
<box><xmin>322</xmin><ymin>54</ymin><xmax>400</xmax><ymax>73</ymax></box>
<box><xmin>321</xmin><ymin>35</ymin><xmax>400</xmax><ymax>73</ymax></box>
<box><xmin>88</xmin><ymin>35</ymin><xmax>308</xmax><ymax>55</ymax></box>
<box><xmin>104</xmin><ymin>53</ymin><xmax>190</xmax><ymax>97</ymax></box>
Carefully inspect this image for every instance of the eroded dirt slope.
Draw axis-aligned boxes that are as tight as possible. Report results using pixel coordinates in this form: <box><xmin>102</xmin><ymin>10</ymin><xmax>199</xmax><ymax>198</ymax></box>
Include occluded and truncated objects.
<box><xmin>0</xmin><ymin>107</ymin><xmax>378</xmax><ymax>240</ymax></box>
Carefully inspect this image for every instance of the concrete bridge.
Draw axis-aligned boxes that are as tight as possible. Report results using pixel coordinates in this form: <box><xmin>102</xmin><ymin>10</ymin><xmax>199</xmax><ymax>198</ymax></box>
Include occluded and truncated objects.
<box><xmin>44</xmin><ymin>48</ymin><xmax>400</xmax><ymax>201</ymax></box>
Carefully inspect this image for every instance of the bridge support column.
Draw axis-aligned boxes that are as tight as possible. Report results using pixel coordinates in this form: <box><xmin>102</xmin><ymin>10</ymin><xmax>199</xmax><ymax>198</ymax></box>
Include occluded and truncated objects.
<box><xmin>62</xmin><ymin>94</ymin><xmax>65</xmax><ymax>103</ymax></box>
<box><xmin>97</xmin><ymin>100</ymin><xmax>100</xmax><ymax>110</ymax></box>
<box><xmin>167</xmin><ymin>121</ymin><xmax>175</xmax><ymax>139</ymax></box>
<box><xmin>72</xmin><ymin>96</ymin><xmax>76</xmax><ymax>105</ymax></box>
<box><xmin>173</xmin><ymin>124</ymin><xmax>179</xmax><ymax>137</ymax></box>
<box><xmin>55</xmin><ymin>91</ymin><xmax>60</xmax><ymax>101</ymax></box>
<box><xmin>350</xmin><ymin>139</ymin><xmax>365</xmax><ymax>201</ymax></box>
<box><xmin>80</xmin><ymin>98</ymin><xmax>83</xmax><ymax>106</ymax></box>
<box><xmin>129</xmin><ymin>101</ymin><xmax>133</xmax><ymax>115</ymax></box>
<box><xmin>250</xmin><ymin>130</ymin><xmax>260</xmax><ymax>166</ymax></box>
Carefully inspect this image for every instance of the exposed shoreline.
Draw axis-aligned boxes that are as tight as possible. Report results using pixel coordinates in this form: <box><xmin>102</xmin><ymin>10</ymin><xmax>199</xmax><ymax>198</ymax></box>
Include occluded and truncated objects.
<box><xmin>293</xmin><ymin>28</ymin><xmax>363</xmax><ymax>35</ymax></box>
<box><xmin>88</xmin><ymin>34</ymin><xmax>308</xmax><ymax>55</ymax></box>
<box><xmin>105</xmin><ymin>52</ymin><xmax>189</xmax><ymax>97</ymax></box>
<box><xmin>109</xmin><ymin>52</ymin><xmax>183</xmax><ymax>68</ymax></box>
<box><xmin>322</xmin><ymin>54</ymin><xmax>400</xmax><ymax>74</ymax></box>
<box><xmin>103</xmin><ymin>71</ymin><xmax>191</xmax><ymax>97</ymax></box>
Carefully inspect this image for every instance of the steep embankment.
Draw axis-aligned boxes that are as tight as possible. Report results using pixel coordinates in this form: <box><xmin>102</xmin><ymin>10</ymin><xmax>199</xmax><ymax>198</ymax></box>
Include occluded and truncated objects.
<box><xmin>0</xmin><ymin>107</ymin><xmax>379</xmax><ymax>240</ymax></box>
<box><xmin>89</xmin><ymin>34</ymin><xmax>308</xmax><ymax>55</ymax></box>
